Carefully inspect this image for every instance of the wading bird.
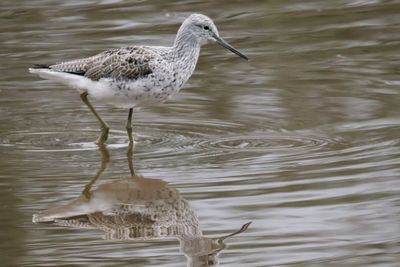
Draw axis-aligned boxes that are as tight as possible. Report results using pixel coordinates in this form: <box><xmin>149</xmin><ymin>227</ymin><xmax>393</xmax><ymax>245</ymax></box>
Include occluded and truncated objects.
<box><xmin>29</xmin><ymin>14</ymin><xmax>248</xmax><ymax>144</ymax></box>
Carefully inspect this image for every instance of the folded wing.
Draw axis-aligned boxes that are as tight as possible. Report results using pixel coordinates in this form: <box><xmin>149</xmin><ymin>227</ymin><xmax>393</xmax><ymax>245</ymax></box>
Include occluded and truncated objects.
<box><xmin>40</xmin><ymin>46</ymin><xmax>157</xmax><ymax>81</ymax></box>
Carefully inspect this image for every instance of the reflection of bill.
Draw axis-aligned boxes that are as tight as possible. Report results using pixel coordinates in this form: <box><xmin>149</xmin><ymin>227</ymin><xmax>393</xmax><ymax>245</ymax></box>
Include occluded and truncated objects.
<box><xmin>33</xmin><ymin>144</ymin><xmax>251</xmax><ymax>267</ymax></box>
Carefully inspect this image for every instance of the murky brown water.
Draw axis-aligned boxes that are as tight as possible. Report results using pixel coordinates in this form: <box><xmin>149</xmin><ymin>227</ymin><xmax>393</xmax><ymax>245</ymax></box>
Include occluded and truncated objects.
<box><xmin>1</xmin><ymin>0</ymin><xmax>400</xmax><ymax>266</ymax></box>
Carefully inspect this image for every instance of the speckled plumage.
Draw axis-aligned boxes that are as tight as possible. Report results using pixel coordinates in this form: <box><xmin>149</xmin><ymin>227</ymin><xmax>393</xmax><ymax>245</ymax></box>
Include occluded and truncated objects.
<box><xmin>29</xmin><ymin>13</ymin><xmax>247</xmax><ymax>144</ymax></box>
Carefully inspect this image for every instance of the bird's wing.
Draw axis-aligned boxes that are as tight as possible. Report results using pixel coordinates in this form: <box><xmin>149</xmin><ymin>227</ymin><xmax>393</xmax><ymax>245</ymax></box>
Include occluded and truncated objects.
<box><xmin>48</xmin><ymin>46</ymin><xmax>158</xmax><ymax>81</ymax></box>
<box><xmin>47</xmin><ymin>52</ymin><xmax>108</xmax><ymax>75</ymax></box>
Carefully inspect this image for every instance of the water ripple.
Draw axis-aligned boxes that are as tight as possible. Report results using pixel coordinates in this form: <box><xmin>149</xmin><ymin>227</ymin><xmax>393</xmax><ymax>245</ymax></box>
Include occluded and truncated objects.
<box><xmin>2</xmin><ymin>0</ymin><xmax>400</xmax><ymax>266</ymax></box>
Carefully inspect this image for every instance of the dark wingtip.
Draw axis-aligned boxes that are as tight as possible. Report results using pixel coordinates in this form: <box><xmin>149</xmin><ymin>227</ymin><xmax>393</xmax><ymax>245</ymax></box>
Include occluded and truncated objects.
<box><xmin>32</xmin><ymin>63</ymin><xmax>51</xmax><ymax>69</ymax></box>
<box><xmin>31</xmin><ymin>63</ymin><xmax>86</xmax><ymax>76</ymax></box>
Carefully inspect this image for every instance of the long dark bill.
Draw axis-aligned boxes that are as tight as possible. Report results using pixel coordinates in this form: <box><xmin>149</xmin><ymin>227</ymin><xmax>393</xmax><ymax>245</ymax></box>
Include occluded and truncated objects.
<box><xmin>213</xmin><ymin>35</ymin><xmax>248</xmax><ymax>60</ymax></box>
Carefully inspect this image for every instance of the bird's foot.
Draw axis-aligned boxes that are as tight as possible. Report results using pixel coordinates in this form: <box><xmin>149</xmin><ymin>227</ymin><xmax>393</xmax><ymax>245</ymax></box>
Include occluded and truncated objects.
<box><xmin>82</xmin><ymin>186</ymin><xmax>92</xmax><ymax>199</ymax></box>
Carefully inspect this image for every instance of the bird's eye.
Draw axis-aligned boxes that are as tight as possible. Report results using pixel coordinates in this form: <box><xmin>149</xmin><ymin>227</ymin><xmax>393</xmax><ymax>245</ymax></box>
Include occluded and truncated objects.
<box><xmin>203</xmin><ymin>26</ymin><xmax>210</xmax><ymax>30</ymax></box>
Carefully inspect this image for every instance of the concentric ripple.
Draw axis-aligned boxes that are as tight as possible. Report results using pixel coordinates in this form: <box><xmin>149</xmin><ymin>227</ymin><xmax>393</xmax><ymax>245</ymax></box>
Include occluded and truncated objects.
<box><xmin>114</xmin><ymin>121</ymin><xmax>345</xmax><ymax>168</ymax></box>
<box><xmin>2</xmin><ymin>122</ymin><xmax>345</xmax><ymax>166</ymax></box>
<box><xmin>199</xmin><ymin>132</ymin><xmax>341</xmax><ymax>152</ymax></box>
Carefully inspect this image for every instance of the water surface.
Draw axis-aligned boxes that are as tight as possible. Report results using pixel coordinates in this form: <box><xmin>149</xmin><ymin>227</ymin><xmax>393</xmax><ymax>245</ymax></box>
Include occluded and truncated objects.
<box><xmin>1</xmin><ymin>0</ymin><xmax>400</xmax><ymax>266</ymax></box>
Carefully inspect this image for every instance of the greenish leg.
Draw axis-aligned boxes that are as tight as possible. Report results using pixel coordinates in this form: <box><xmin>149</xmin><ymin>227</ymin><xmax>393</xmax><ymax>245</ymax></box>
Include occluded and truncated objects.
<box><xmin>126</xmin><ymin>108</ymin><xmax>134</xmax><ymax>143</ymax></box>
<box><xmin>79</xmin><ymin>91</ymin><xmax>109</xmax><ymax>145</ymax></box>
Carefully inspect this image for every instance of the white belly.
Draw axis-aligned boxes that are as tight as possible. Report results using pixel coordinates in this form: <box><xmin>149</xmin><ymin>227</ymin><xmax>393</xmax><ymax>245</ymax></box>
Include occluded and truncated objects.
<box><xmin>29</xmin><ymin>68</ymin><xmax>182</xmax><ymax>109</ymax></box>
<box><xmin>89</xmin><ymin>77</ymin><xmax>180</xmax><ymax>108</ymax></box>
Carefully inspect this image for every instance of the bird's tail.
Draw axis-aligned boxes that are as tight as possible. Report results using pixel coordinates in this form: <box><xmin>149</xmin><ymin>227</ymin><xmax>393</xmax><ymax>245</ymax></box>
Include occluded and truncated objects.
<box><xmin>31</xmin><ymin>63</ymin><xmax>52</xmax><ymax>69</ymax></box>
<box><xmin>29</xmin><ymin>67</ymin><xmax>93</xmax><ymax>92</ymax></box>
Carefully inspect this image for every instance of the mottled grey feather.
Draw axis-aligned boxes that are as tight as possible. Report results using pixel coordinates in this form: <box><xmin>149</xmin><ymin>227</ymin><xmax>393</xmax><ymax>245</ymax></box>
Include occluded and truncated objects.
<box><xmin>50</xmin><ymin>54</ymin><xmax>102</xmax><ymax>74</ymax></box>
<box><xmin>49</xmin><ymin>46</ymin><xmax>156</xmax><ymax>81</ymax></box>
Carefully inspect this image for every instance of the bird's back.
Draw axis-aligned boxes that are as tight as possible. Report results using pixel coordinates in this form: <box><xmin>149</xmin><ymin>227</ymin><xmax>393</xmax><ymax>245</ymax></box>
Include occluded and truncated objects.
<box><xmin>47</xmin><ymin>46</ymin><xmax>161</xmax><ymax>81</ymax></box>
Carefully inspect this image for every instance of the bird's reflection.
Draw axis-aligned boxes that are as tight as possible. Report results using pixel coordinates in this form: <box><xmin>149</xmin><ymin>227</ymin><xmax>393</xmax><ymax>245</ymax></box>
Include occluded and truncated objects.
<box><xmin>33</xmin><ymin>143</ymin><xmax>251</xmax><ymax>267</ymax></box>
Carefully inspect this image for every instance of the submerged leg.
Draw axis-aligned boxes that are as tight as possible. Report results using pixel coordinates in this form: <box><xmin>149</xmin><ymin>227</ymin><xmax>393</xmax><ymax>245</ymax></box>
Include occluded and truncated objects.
<box><xmin>126</xmin><ymin>108</ymin><xmax>134</xmax><ymax>143</ymax></box>
<box><xmin>79</xmin><ymin>91</ymin><xmax>109</xmax><ymax>145</ymax></box>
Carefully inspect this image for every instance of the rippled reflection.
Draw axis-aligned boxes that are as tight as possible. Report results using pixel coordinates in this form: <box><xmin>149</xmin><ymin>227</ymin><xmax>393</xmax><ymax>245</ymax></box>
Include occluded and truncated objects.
<box><xmin>32</xmin><ymin>144</ymin><xmax>251</xmax><ymax>266</ymax></box>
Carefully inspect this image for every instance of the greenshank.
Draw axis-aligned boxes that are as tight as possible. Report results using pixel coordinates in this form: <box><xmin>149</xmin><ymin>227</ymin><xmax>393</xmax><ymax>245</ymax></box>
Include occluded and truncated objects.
<box><xmin>29</xmin><ymin>13</ymin><xmax>248</xmax><ymax>145</ymax></box>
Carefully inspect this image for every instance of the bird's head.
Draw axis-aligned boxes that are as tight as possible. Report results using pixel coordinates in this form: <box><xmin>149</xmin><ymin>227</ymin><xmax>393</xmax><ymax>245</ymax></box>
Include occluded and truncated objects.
<box><xmin>177</xmin><ymin>13</ymin><xmax>248</xmax><ymax>60</ymax></box>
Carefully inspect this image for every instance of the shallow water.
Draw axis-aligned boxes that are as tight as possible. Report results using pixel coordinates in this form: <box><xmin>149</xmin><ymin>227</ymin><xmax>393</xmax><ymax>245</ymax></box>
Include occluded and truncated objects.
<box><xmin>1</xmin><ymin>0</ymin><xmax>400</xmax><ymax>266</ymax></box>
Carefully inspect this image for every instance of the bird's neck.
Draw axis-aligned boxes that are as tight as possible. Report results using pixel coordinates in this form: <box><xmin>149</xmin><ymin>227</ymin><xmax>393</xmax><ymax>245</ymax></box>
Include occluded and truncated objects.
<box><xmin>171</xmin><ymin>30</ymin><xmax>201</xmax><ymax>86</ymax></box>
<box><xmin>172</xmin><ymin>39</ymin><xmax>200</xmax><ymax>66</ymax></box>
<box><xmin>173</xmin><ymin>28</ymin><xmax>201</xmax><ymax>61</ymax></box>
